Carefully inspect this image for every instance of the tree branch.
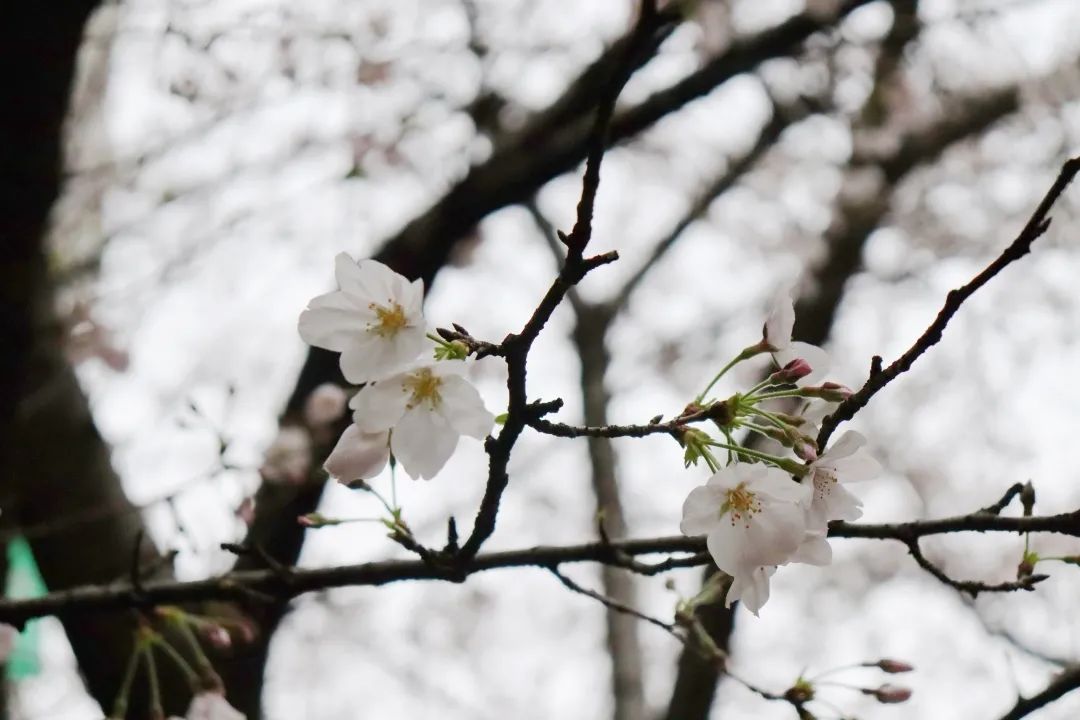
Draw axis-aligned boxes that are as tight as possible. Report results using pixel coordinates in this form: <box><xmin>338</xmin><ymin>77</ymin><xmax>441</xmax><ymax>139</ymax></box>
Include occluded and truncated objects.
<box><xmin>818</xmin><ymin>155</ymin><xmax>1080</xmax><ymax>448</ymax></box>
<box><xmin>4</xmin><ymin>500</ymin><xmax>1080</xmax><ymax>626</ymax></box>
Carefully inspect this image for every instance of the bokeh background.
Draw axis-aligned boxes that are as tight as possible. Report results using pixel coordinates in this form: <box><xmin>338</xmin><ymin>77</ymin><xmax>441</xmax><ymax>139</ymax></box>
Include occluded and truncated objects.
<box><xmin>8</xmin><ymin>0</ymin><xmax>1080</xmax><ymax>718</ymax></box>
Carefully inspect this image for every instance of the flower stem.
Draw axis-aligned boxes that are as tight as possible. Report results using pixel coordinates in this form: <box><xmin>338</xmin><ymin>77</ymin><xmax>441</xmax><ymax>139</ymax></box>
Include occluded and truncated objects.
<box><xmin>150</xmin><ymin>635</ymin><xmax>200</xmax><ymax>691</ymax></box>
<box><xmin>144</xmin><ymin>642</ymin><xmax>163</xmax><ymax>718</ymax></box>
<box><xmin>110</xmin><ymin>637</ymin><xmax>143</xmax><ymax>718</ymax></box>
<box><xmin>696</xmin><ymin>346</ymin><xmax>759</xmax><ymax>403</ymax></box>
<box><xmin>745</xmin><ymin>389</ymin><xmax>805</xmax><ymax>402</ymax></box>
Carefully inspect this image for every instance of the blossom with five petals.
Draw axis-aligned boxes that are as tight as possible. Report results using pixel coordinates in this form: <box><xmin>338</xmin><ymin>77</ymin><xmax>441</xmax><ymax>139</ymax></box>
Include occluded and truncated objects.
<box><xmin>298</xmin><ymin>254</ymin><xmax>425</xmax><ymax>383</ymax></box>
<box><xmin>681</xmin><ymin>464</ymin><xmax>810</xmax><ymax>612</ymax></box>
<box><xmin>349</xmin><ymin>360</ymin><xmax>494</xmax><ymax>480</ymax></box>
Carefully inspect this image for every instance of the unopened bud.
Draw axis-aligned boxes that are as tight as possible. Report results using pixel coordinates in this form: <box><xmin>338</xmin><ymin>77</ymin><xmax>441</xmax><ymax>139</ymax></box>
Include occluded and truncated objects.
<box><xmin>793</xmin><ymin>439</ymin><xmax>818</xmax><ymax>462</ymax></box>
<box><xmin>866</xmin><ymin>684</ymin><xmax>912</xmax><ymax>704</ymax></box>
<box><xmin>769</xmin><ymin>358</ymin><xmax>812</xmax><ymax>385</ymax></box>
<box><xmin>1020</xmin><ymin>481</ymin><xmax>1036</xmax><ymax>516</ymax></box>
<box><xmin>298</xmin><ymin>512</ymin><xmax>339</xmax><ymax>528</ymax></box>
<box><xmin>1018</xmin><ymin>550</ymin><xmax>1040</xmax><ymax>579</ymax></box>
<box><xmin>868</xmin><ymin>658</ymin><xmax>914</xmax><ymax>674</ymax></box>
<box><xmin>203</xmin><ymin>624</ymin><xmax>232</xmax><ymax>649</ymax></box>
<box><xmin>803</xmin><ymin>382</ymin><xmax>854</xmax><ymax>402</ymax></box>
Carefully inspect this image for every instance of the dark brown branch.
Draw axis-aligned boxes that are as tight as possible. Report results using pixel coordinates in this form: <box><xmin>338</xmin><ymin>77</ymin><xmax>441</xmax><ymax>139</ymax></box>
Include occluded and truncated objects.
<box><xmin>903</xmin><ymin>538</ymin><xmax>1045</xmax><ymax>597</ymax></box>
<box><xmin>998</xmin><ymin>665</ymin><xmax>1080</xmax><ymax>720</ymax></box>
<box><xmin>5</xmin><ymin>503</ymin><xmax>1080</xmax><ymax>626</ymax></box>
<box><xmin>818</xmin><ymin>156</ymin><xmax>1080</xmax><ymax>447</ymax></box>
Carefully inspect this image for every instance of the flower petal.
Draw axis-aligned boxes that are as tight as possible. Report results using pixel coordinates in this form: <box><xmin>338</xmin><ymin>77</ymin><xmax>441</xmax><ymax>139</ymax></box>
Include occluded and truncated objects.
<box><xmin>764</xmin><ymin>291</ymin><xmax>795</xmax><ymax>350</ymax></box>
<box><xmin>820</xmin><ymin>481</ymin><xmax>864</xmax><ymax>523</ymax></box>
<box><xmin>437</xmin><ymin>375</ymin><xmax>494</xmax><ymax>439</ymax></box>
<box><xmin>392</xmin><ymin>408</ymin><xmax>458</xmax><ymax>480</ymax></box>
<box><xmin>726</xmin><ymin>566</ymin><xmax>776</xmax><ymax>615</ymax></box>
<box><xmin>742</xmin><ymin>501</ymin><xmax>806</xmax><ymax>566</ymax></box>
<box><xmin>823</xmin><ymin>430</ymin><xmax>866</xmax><ymax>461</ymax></box>
<box><xmin>339</xmin><ymin>328</ymin><xmax>422</xmax><ymax>383</ymax></box>
<box><xmin>776</xmin><ymin>341</ymin><xmax>831</xmax><ymax>385</ymax></box>
<box><xmin>298</xmin><ymin>291</ymin><xmax>367</xmax><ymax>351</ymax></box>
<box><xmin>323</xmin><ymin>425</ymin><xmax>390</xmax><ymax>483</ymax></box>
<box><xmin>343</xmin><ymin>256</ymin><xmax>398</xmax><ymax>302</ymax></box>
<box><xmin>706</xmin><ymin>527</ymin><xmax>744</xmax><ymax>575</ymax></box>
<box><xmin>679</xmin><ymin>485</ymin><xmax>726</xmax><ymax>536</ymax></box>
<box><xmin>791</xmin><ymin>532</ymin><xmax>832</xmax><ymax>566</ymax></box>
<box><xmin>752</xmin><ymin>466</ymin><xmax>811</xmax><ymax>505</ymax></box>
<box><xmin>704</xmin><ymin>465</ymin><xmax>746</xmax><ymax>492</ymax></box>
<box><xmin>350</xmin><ymin>379</ymin><xmax>409</xmax><ymax>432</ymax></box>
<box><xmin>830</xmin><ymin>452</ymin><xmax>882</xmax><ymax>483</ymax></box>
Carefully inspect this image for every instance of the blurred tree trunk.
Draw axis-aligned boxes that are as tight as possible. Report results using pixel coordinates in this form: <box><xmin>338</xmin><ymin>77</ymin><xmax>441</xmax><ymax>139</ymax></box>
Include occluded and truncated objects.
<box><xmin>0</xmin><ymin>2</ymin><xmax>188</xmax><ymax>717</ymax></box>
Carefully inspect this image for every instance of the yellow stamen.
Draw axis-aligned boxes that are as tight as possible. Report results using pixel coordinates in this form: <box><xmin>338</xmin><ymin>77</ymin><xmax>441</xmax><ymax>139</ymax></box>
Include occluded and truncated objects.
<box><xmin>368</xmin><ymin>301</ymin><xmax>408</xmax><ymax>337</ymax></box>
<box><xmin>403</xmin><ymin>368</ymin><xmax>443</xmax><ymax>409</ymax></box>
<box><xmin>721</xmin><ymin>482</ymin><xmax>762</xmax><ymax>527</ymax></box>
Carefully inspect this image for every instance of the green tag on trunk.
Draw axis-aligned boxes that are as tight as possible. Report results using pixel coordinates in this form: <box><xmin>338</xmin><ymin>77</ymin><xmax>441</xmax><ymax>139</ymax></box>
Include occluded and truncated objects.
<box><xmin>6</xmin><ymin>537</ymin><xmax>46</xmax><ymax>679</ymax></box>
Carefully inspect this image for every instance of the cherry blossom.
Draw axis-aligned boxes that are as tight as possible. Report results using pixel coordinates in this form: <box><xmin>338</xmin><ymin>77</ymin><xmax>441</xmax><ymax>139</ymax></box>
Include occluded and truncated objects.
<box><xmin>323</xmin><ymin>424</ymin><xmax>391</xmax><ymax>484</ymax></box>
<box><xmin>298</xmin><ymin>254</ymin><xmax>425</xmax><ymax>383</ymax></box>
<box><xmin>800</xmin><ymin>430</ymin><xmax>881</xmax><ymax>531</ymax></box>
<box><xmin>349</xmin><ymin>360</ymin><xmax>493</xmax><ymax>480</ymax></box>
<box><xmin>185</xmin><ymin>692</ymin><xmax>245</xmax><ymax>720</ymax></box>
<box><xmin>762</xmin><ymin>290</ymin><xmax>830</xmax><ymax>384</ymax></box>
<box><xmin>681</xmin><ymin>463</ymin><xmax>810</xmax><ymax>611</ymax></box>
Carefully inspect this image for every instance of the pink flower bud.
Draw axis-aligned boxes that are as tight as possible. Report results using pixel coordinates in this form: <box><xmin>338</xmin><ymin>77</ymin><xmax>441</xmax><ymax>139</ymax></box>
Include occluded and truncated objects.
<box><xmin>303</xmin><ymin>383</ymin><xmax>348</xmax><ymax>427</ymax></box>
<box><xmin>323</xmin><ymin>425</ymin><xmax>391</xmax><ymax>483</ymax></box>
<box><xmin>793</xmin><ymin>440</ymin><xmax>818</xmax><ymax>462</ymax></box>
<box><xmin>769</xmin><ymin>358</ymin><xmax>813</xmax><ymax>384</ymax></box>
<box><xmin>297</xmin><ymin>513</ymin><xmax>323</xmax><ymax>528</ymax></box>
<box><xmin>803</xmin><ymin>382</ymin><xmax>854</xmax><ymax>402</ymax></box>
<box><xmin>870</xmin><ymin>684</ymin><xmax>912</xmax><ymax>704</ymax></box>
<box><xmin>868</xmin><ymin>658</ymin><xmax>914</xmax><ymax>673</ymax></box>
<box><xmin>203</xmin><ymin>624</ymin><xmax>232</xmax><ymax>649</ymax></box>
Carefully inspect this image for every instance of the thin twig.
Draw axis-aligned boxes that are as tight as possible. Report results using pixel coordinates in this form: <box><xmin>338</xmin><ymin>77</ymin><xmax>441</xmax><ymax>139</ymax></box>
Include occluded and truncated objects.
<box><xmin>818</xmin><ymin>156</ymin><xmax>1080</xmax><ymax>447</ymax></box>
<box><xmin>547</xmin><ymin>565</ymin><xmax>683</xmax><ymax>640</ymax></box>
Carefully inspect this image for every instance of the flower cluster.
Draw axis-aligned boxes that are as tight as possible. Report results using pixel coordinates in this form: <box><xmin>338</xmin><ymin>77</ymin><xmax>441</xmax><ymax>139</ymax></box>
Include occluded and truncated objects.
<box><xmin>299</xmin><ymin>254</ymin><xmax>494</xmax><ymax>481</ymax></box>
<box><xmin>680</xmin><ymin>291</ymin><xmax>881</xmax><ymax>613</ymax></box>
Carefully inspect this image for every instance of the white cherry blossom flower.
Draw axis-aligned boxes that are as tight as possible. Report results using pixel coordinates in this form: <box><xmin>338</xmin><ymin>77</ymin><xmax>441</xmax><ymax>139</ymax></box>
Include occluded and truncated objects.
<box><xmin>186</xmin><ymin>692</ymin><xmax>245</xmax><ymax>720</ymax></box>
<box><xmin>323</xmin><ymin>424</ymin><xmax>391</xmax><ymax>484</ymax></box>
<box><xmin>681</xmin><ymin>463</ymin><xmax>810</xmax><ymax>611</ymax></box>
<box><xmin>762</xmin><ymin>290</ymin><xmax>830</xmax><ymax>384</ymax></box>
<box><xmin>800</xmin><ymin>430</ymin><xmax>881</xmax><ymax>531</ymax></box>
<box><xmin>298</xmin><ymin>254</ymin><xmax>425</xmax><ymax>383</ymax></box>
<box><xmin>350</xmin><ymin>360</ymin><xmax>494</xmax><ymax>480</ymax></box>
